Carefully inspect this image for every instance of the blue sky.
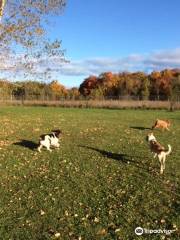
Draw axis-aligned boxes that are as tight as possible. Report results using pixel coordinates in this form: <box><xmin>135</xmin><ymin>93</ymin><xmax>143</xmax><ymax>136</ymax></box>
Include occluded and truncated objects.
<box><xmin>1</xmin><ymin>0</ymin><xmax>180</xmax><ymax>87</ymax></box>
<box><xmin>57</xmin><ymin>0</ymin><xmax>180</xmax><ymax>58</ymax></box>
<box><xmin>55</xmin><ymin>0</ymin><xmax>180</xmax><ymax>87</ymax></box>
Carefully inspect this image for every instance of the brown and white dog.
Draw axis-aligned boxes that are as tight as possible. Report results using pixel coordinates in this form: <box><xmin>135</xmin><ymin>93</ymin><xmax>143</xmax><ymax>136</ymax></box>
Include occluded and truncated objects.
<box><xmin>152</xmin><ymin>119</ymin><xmax>170</xmax><ymax>131</ymax></box>
<box><xmin>146</xmin><ymin>132</ymin><xmax>171</xmax><ymax>174</ymax></box>
<box><xmin>37</xmin><ymin>129</ymin><xmax>62</xmax><ymax>152</ymax></box>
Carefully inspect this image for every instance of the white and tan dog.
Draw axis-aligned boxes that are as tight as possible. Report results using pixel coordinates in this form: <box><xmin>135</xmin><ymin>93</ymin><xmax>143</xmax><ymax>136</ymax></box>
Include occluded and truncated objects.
<box><xmin>37</xmin><ymin>129</ymin><xmax>62</xmax><ymax>152</ymax></box>
<box><xmin>146</xmin><ymin>132</ymin><xmax>171</xmax><ymax>174</ymax></box>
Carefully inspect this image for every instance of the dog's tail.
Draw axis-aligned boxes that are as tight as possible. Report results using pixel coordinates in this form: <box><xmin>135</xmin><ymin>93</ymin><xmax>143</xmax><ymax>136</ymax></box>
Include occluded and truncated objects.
<box><xmin>165</xmin><ymin>144</ymin><xmax>171</xmax><ymax>156</ymax></box>
<box><xmin>152</xmin><ymin>119</ymin><xmax>159</xmax><ymax>129</ymax></box>
<box><xmin>166</xmin><ymin>120</ymin><xmax>171</xmax><ymax>125</ymax></box>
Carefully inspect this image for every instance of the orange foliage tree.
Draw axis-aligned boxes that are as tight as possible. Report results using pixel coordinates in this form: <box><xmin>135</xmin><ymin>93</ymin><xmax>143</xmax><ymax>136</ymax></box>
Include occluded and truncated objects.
<box><xmin>49</xmin><ymin>80</ymin><xmax>67</xmax><ymax>99</ymax></box>
<box><xmin>79</xmin><ymin>69</ymin><xmax>179</xmax><ymax>100</ymax></box>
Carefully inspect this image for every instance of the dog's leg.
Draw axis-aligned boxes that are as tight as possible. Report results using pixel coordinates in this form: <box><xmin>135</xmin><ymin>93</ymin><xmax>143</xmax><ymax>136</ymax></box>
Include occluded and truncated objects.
<box><xmin>162</xmin><ymin>155</ymin><xmax>166</xmax><ymax>170</ymax></box>
<box><xmin>38</xmin><ymin>144</ymin><xmax>42</xmax><ymax>152</ymax></box>
<box><xmin>154</xmin><ymin>153</ymin><xmax>157</xmax><ymax>158</ymax></box>
<box><xmin>158</xmin><ymin>154</ymin><xmax>164</xmax><ymax>174</ymax></box>
<box><xmin>44</xmin><ymin>139</ymin><xmax>52</xmax><ymax>152</ymax></box>
<box><xmin>47</xmin><ymin>146</ymin><xmax>52</xmax><ymax>152</ymax></box>
<box><xmin>160</xmin><ymin>164</ymin><xmax>163</xmax><ymax>174</ymax></box>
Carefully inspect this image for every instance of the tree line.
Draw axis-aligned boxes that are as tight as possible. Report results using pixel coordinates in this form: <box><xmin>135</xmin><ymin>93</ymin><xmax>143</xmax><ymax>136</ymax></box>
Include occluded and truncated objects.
<box><xmin>79</xmin><ymin>69</ymin><xmax>180</xmax><ymax>101</ymax></box>
<box><xmin>0</xmin><ymin>80</ymin><xmax>80</xmax><ymax>101</ymax></box>
<box><xmin>0</xmin><ymin>68</ymin><xmax>180</xmax><ymax>101</ymax></box>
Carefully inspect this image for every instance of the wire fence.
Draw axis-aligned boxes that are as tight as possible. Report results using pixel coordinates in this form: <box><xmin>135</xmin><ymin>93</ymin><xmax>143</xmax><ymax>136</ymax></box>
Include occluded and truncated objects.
<box><xmin>0</xmin><ymin>91</ymin><xmax>180</xmax><ymax>111</ymax></box>
<box><xmin>0</xmin><ymin>92</ymin><xmax>180</xmax><ymax>102</ymax></box>
<box><xmin>0</xmin><ymin>98</ymin><xmax>180</xmax><ymax>111</ymax></box>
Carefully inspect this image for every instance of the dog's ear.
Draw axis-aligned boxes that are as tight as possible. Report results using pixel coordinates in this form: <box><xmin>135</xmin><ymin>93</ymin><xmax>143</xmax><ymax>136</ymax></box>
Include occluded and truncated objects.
<box><xmin>40</xmin><ymin>134</ymin><xmax>46</xmax><ymax>140</ymax></box>
<box><xmin>52</xmin><ymin>129</ymin><xmax>62</xmax><ymax>138</ymax></box>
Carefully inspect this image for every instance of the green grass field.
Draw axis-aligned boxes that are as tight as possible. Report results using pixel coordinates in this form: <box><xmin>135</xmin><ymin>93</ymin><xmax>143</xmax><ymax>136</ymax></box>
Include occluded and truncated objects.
<box><xmin>0</xmin><ymin>107</ymin><xmax>179</xmax><ymax>239</ymax></box>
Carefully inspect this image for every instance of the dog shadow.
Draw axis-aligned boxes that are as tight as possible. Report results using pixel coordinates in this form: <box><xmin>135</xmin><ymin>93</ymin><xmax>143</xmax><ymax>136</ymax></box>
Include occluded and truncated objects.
<box><xmin>13</xmin><ymin>140</ymin><xmax>38</xmax><ymax>150</ymax></box>
<box><xmin>79</xmin><ymin>145</ymin><xmax>149</xmax><ymax>171</ymax></box>
<box><xmin>130</xmin><ymin>126</ymin><xmax>152</xmax><ymax>131</ymax></box>
<box><xmin>81</xmin><ymin>146</ymin><xmax>130</xmax><ymax>162</ymax></box>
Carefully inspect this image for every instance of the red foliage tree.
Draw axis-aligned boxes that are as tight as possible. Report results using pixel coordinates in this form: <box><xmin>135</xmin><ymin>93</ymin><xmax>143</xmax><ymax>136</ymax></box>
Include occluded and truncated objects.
<box><xmin>79</xmin><ymin>76</ymin><xmax>98</xmax><ymax>96</ymax></box>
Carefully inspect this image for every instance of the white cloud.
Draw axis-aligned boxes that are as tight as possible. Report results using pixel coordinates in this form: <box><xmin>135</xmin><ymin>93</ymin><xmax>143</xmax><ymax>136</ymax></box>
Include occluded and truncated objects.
<box><xmin>56</xmin><ymin>48</ymin><xmax>180</xmax><ymax>76</ymax></box>
<box><xmin>1</xmin><ymin>48</ymin><xmax>180</xmax><ymax>80</ymax></box>
<box><xmin>143</xmin><ymin>48</ymin><xmax>180</xmax><ymax>68</ymax></box>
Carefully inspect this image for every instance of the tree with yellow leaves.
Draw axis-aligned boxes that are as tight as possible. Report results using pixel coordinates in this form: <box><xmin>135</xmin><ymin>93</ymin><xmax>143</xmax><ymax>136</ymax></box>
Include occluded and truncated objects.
<box><xmin>49</xmin><ymin>80</ymin><xmax>67</xmax><ymax>100</ymax></box>
<box><xmin>0</xmin><ymin>0</ymin><xmax>6</xmax><ymax>18</ymax></box>
<box><xmin>0</xmin><ymin>0</ymin><xmax>66</xmax><ymax>80</ymax></box>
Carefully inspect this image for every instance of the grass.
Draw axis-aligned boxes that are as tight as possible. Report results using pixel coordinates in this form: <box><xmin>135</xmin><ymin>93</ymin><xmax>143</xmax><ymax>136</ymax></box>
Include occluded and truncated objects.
<box><xmin>0</xmin><ymin>106</ymin><xmax>179</xmax><ymax>239</ymax></box>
